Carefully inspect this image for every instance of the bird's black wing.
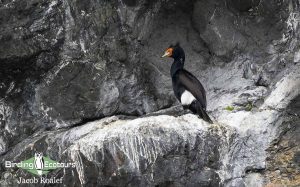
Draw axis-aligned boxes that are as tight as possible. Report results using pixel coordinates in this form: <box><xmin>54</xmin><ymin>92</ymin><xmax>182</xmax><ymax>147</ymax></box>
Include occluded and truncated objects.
<box><xmin>177</xmin><ymin>70</ymin><xmax>207</xmax><ymax>109</ymax></box>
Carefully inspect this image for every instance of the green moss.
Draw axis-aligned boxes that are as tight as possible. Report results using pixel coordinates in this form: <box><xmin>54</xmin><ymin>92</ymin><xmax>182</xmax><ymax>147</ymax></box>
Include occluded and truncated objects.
<box><xmin>224</xmin><ymin>106</ymin><xmax>234</xmax><ymax>111</ymax></box>
<box><xmin>245</xmin><ymin>102</ymin><xmax>253</xmax><ymax>111</ymax></box>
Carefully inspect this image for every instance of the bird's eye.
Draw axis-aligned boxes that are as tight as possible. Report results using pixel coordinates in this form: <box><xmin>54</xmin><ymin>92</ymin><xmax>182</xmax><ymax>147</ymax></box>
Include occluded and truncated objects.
<box><xmin>167</xmin><ymin>48</ymin><xmax>173</xmax><ymax>56</ymax></box>
<box><xmin>162</xmin><ymin>47</ymin><xmax>173</xmax><ymax>58</ymax></box>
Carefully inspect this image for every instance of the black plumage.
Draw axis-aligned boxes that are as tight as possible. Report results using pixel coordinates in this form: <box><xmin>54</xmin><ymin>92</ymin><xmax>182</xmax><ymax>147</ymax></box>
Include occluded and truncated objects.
<box><xmin>162</xmin><ymin>43</ymin><xmax>213</xmax><ymax>124</ymax></box>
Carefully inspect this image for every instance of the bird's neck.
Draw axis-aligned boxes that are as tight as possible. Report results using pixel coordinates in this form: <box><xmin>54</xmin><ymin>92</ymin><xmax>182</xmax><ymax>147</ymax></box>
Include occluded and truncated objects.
<box><xmin>171</xmin><ymin>57</ymin><xmax>184</xmax><ymax>77</ymax></box>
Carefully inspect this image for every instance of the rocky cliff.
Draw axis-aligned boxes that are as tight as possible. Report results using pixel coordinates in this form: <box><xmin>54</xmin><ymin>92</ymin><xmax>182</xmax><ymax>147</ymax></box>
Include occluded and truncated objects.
<box><xmin>0</xmin><ymin>0</ymin><xmax>299</xmax><ymax>186</ymax></box>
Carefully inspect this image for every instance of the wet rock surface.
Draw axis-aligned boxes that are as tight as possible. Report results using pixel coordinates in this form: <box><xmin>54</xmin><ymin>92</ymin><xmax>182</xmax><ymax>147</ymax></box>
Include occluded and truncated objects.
<box><xmin>0</xmin><ymin>0</ymin><xmax>299</xmax><ymax>186</ymax></box>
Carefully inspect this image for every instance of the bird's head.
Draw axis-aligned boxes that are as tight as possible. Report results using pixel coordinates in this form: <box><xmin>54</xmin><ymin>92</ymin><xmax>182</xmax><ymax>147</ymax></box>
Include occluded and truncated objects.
<box><xmin>161</xmin><ymin>42</ymin><xmax>185</xmax><ymax>61</ymax></box>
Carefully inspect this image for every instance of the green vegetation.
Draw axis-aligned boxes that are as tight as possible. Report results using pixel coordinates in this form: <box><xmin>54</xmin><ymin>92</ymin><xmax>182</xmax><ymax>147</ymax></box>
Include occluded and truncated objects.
<box><xmin>224</xmin><ymin>106</ymin><xmax>235</xmax><ymax>111</ymax></box>
<box><xmin>245</xmin><ymin>102</ymin><xmax>253</xmax><ymax>111</ymax></box>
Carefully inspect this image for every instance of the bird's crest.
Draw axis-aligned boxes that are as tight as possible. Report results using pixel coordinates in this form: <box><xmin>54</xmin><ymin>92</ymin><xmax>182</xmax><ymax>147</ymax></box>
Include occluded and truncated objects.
<box><xmin>169</xmin><ymin>42</ymin><xmax>180</xmax><ymax>48</ymax></box>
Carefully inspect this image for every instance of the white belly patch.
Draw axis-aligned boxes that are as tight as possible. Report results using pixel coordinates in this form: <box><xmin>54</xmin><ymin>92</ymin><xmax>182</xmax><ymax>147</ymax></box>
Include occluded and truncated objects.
<box><xmin>181</xmin><ymin>90</ymin><xmax>196</xmax><ymax>105</ymax></box>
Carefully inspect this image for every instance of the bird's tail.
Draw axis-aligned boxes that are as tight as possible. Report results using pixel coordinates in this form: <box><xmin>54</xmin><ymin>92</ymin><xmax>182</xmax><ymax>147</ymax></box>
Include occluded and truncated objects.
<box><xmin>195</xmin><ymin>101</ymin><xmax>213</xmax><ymax>124</ymax></box>
<box><xmin>201</xmin><ymin>109</ymin><xmax>213</xmax><ymax>124</ymax></box>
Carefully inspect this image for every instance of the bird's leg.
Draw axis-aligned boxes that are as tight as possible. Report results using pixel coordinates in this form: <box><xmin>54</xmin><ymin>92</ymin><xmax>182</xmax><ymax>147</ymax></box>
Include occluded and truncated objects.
<box><xmin>182</xmin><ymin>105</ymin><xmax>189</xmax><ymax>110</ymax></box>
<box><xmin>182</xmin><ymin>105</ymin><xmax>193</xmax><ymax>115</ymax></box>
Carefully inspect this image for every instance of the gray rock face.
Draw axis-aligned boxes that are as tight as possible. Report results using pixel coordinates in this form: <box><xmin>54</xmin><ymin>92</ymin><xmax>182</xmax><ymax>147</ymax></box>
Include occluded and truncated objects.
<box><xmin>1</xmin><ymin>115</ymin><xmax>224</xmax><ymax>187</ymax></box>
<box><xmin>0</xmin><ymin>0</ymin><xmax>299</xmax><ymax>186</ymax></box>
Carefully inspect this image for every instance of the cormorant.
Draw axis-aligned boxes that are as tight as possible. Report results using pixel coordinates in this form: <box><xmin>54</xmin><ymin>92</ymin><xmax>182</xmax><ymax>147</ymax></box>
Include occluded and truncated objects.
<box><xmin>161</xmin><ymin>43</ymin><xmax>213</xmax><ymax>124</ymax></box>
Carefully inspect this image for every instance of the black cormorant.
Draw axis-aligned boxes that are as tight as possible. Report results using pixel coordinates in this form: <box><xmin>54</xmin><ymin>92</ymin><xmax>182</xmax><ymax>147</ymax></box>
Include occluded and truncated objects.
<box><xmin>161</xmin><ymin>43</ymin><xmax>213</xmax><ymax>124</ymax></box>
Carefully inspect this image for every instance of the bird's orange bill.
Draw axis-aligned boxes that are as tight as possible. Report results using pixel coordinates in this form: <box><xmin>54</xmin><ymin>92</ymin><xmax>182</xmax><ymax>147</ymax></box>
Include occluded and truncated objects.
<box><xmin>161</xmin><ymin>48</ymin><xmax>173</xmax><ymax>58</ymax></box>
